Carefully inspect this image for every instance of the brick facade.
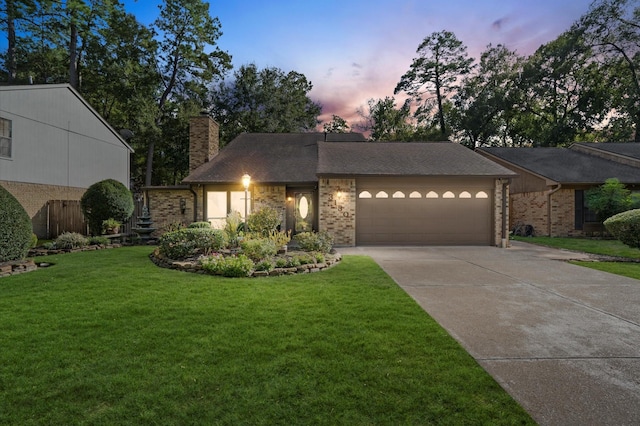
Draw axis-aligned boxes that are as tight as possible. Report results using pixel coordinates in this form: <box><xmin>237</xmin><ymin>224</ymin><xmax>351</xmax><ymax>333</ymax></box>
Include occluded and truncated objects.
<box><xmin>319</xmin><ymin>178</ymin><xmax>356</xmax><ymax>246</ymax></box>
<box><xmin>189</xmin><ymin>115</ymin><xmax>219</xmax><ymax>173</ymax></box>
<box><xmin>254</xmin><ymin>185</ymin><xmax>287</xmax><ymax>229</ymax></box>
<box><xmin>0</xmin><ymin>180</ymin><xmax>86</xmax><ymax>238</ymax></box>
<box><xmin>510</xmin><ymin>188</ymin><xmax>581</xmax><ymax>237</ymax></box>
<box><xmin>146</xmin><ymin>187</ymin><xmax>196</xmax><ymax>235</ymax></box>
<box><xmin>493</xmin><ymin>179</ymin><xmax>509</xmax><ymax>246</ymax></box>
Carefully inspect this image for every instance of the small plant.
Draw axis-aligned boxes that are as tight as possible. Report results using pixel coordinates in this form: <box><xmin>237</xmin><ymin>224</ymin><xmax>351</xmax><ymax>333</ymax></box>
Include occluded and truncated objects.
<box><xmin>188</xmin><ymin>221</ymin><xmax>211</xmax><ymax>229</ymax></box>
<box><xmin>163</xmin><ymin>220</ymin><xmax>185</xmax><ymax>233</ymax></box>
<box><xmin>240</xmin><ymin>238</ymin><xmax>277</xmax><ymax>262</ymax></box>
<box><xmin>293</xmin><ymin>231</ymin><xmax>334</xmax><ymax>253</ymax></box>
<box><xmin>297</xmin><ymin>253</ymin><xmax>315</xmax><ymax>265</ymax></box>
<box><xmin>247</xmin><ymin>207</ymin><xmax>281</xmax><ymax>236</ymax></box>
<box><xmin>200</xmin><ymin>254</ymin><xmax>254</xmax><ymax>277</ymax></box>
<box><xmin>54</xmin><ymin>232</ymin><xmax>89</xmax><ymax>249</ymax></box>
<box><xmin>275</xmin><ymin>258</ymin><xmax>287</xmax><ymax>268</ymax></box>
<box><xmin>314</xmin><ymin>252</ymin><xmax>325</xmax><ymax>263</ymax></box>
<box><xmin>101</xmin><ymin>218</ymin><xmax>121</xmax><ymax>234</ymax></box>
<box><xmin>224</xmin><ymin>211</ymin><xmax>243</xmax><ymax>248</ymax></box>
<box><xmin>158</xmin><ymin>228</ymin><xmax>227</xmax><ymax>259</ymax></box>
<box><xmin>604</xmin><ymin>209</ymin><xmax>640</xmax><ymax>249</ymax></box>
<box><xmin>29</xmin><ymin>233</ymin><xmax>38</xmax><ymax>249</ymax></box>
<box><xmin>287</xmin><ymin>256</ymin><xmax>301</xmax><ymax>267</ymax></box>
<box><xmin>268</xmin><ymin>230</ymin><xmax>291</xmax><ymax>248</ymax></box>
<box><xmin>89</xmin><ymin>236</ymin><xmax>111</xmax><ymax>246</ymax></box>
<box><xmin>254</xmin><ymin>259</ymin><xmax>274</xmax><ymax>272</ymax></box>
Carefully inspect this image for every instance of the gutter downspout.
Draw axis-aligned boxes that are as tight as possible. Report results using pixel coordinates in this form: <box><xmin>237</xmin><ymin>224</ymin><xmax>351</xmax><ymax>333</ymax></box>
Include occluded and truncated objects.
<box><xmin>501</xmin><ymin>179</ymin><xmax>509</xmax><ymax>248</ymax></box>
<box><xmin>546</xmin><ymin>183</ymin><xmax>562</xmax><ymax>236</ymax></box>
<box><xmin>189</xmin><ymin>185</ymin><xmax>199</xmax><ymax>223</ymax></box>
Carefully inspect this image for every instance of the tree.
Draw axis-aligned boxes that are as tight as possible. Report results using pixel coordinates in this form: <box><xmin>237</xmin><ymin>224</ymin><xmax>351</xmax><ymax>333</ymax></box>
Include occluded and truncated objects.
<box><xmin>323</xmin><ymin>115</ymin><xmax>349</xmax><ymax>133</ymax></box>
<box><xmin>395</xmin><ymin>30</ymin><xmax>473</xmax><ymax>137</ymax></box>
<box><xmin>586</xmin><ymin>178</ymin><xmax>640</xmax><ymax>221</ymax></box>
<box><xmin>355</xmin><ymin>97</ymin><xmax>413</xmax><ymax>141</ymax></box>
<box><xmin>451</xmin><ymin>44</ymin><xmax>524</xmax><ymax>148</ymax></box>
<box><xmin>146</xmin><ymin>0</ymin><xmax>231</xmax><ymax>186</ymax></box>
<box><xmin>575</xmin><ymin>0</ymin><xmax>640</xmax><ymax>141</ymax></box>
<box><xmin>210</xmin><ymin>64</ymin><xmax>321</xmax><ymax>145</ymax></box>
<box><xmin>81</xmin><ymin>179</ymin><xmax>134</xmax><ymax>236</ymax></box>
<box><xmin>516</xmin><ymin>31</ymin><xmax>609</xmax><ymax>146</ymax></box>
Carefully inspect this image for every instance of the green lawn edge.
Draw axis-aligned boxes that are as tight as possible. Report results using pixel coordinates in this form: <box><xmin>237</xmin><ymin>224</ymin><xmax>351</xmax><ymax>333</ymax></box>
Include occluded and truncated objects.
<box><xmin>0</xmin><ymin>246</ymin><xmax>533</xmax><ymax>425</ymax></box>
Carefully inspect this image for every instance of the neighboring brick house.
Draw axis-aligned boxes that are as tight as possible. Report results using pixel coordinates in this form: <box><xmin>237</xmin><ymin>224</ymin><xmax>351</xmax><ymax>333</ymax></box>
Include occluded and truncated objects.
<box><xmin>0</xmin><ymin>84</ymin><xmax>133</xmax><ymax>238</ymax></box>
<box><xmin>477</xmin><ymin>143</ymin><xmax>640</xmax><ymax>237</ymax></box>
<box><xmin>147</xmin><ymin>114</ymin><xmax>516</xmax><ymax>246</ymax></box>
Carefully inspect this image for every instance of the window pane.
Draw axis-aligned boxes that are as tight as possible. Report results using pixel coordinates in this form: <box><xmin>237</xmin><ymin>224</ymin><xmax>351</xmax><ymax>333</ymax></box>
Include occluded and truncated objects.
<box><xmin>0</xmin><ymin>118</ymin><xmax>11</xmax><ymax>158</ymax></box>
<box><xmin>206</xmin><ymin>191</ymin><xmax>227</xmax><ymax>228</ymax></box>
<box><xmin>230</xmin><ymin>191</ymin><xmax>251</xmax><ymax>219</ymax></box>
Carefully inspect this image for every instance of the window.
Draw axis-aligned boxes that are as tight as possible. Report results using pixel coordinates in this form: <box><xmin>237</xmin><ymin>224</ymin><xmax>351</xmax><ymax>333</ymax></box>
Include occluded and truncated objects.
<box><xmin>358</xmin><ymin>191</ymin><xmax>372</xmax><ymax>199</ymax></box>
<box><xmin>206</xmin><ymin>190</ymin><xmax>251</xmax><ymax>228</ymax></box>
<box><xmin>575</xmin><ymin>190</ymin><xmax>597</xmax><ymax>230</ymax></box>
<box><xmin>0</xmin><ymin>117</ymin><xmax>11</xmax><ymax>158</ymax></box>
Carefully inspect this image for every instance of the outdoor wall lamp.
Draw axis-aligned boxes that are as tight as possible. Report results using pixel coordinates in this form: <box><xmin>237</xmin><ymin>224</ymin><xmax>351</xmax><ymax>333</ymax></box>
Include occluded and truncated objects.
<box><xmin>242</xmin><ymin>174</ymin><xmax>251</xmax><ymax>232</ymax></box>
<box><xmin>179</xmin><ymin>198</ymin><xmax>186</xmax><ymax>214</ymax></box>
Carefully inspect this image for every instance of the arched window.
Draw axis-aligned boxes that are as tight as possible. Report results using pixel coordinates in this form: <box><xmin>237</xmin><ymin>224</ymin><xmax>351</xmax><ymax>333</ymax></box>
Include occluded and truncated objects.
<box><xmin>392</xmin><ymin>191</ymin><xmax>405</xmax><ymax>198</ymax></box>
<box><xmin>475</xmin><ymin>191</ymin><xmax>489</xmax><ymax>199</ymax></box>
<box><xmin>459</xmin><ymin>191</ymin><xmax>471</xmax><ymax>198</ymax></box>
<box><xmin>375</xmin><ymin>191</ymin><xmax>389</xmax><ymax>198</ymax></box>
<box><xmin>358</xmin><ymin>191</ymin><xmax>372</xmax><ymax>199</ymax></box>
<box><xmin>426</xmin><ymin>191</ymin><xmax>439</xmax><ymax>198</ymax></box>
<box><xmin>409</xmin><ymin>191</ymin><xmax>422</xmax><ymax>198</ymax></box>
<box><xmin>443</xmin><ymin>191</ymin><xmax>455</xmax><ymax>198</ymax></box>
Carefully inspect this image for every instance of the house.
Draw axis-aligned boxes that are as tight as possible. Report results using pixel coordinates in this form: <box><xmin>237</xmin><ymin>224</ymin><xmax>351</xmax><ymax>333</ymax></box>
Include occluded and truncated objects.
<box><xmin>0</xmin><ymin>84</ymin><xmax>133</xmax><ymax>238</ymax></box>
<box><xmin>476</xmin><ymin>143</ymin><xmax>640</xmax><ymax>237</ymax></box>
<box><xmin>146</xmin><ymin>114</ymin><xmax>516</xmax><ymax>246</ymax></box>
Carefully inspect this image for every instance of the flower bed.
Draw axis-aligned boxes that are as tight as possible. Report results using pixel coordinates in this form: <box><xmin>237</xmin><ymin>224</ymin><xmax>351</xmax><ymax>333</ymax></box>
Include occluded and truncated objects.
<box><xmin>150</xmin><ymin>248</ymin><xmax>342</xmax><ymax>277</ymax></box>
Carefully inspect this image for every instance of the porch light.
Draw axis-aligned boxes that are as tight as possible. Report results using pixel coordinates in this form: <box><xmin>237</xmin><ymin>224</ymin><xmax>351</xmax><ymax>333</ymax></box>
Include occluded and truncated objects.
<box><xmin>242</xmin><ymin>174</ymin><xmax>251</xmax><ymax>232</ymax></box>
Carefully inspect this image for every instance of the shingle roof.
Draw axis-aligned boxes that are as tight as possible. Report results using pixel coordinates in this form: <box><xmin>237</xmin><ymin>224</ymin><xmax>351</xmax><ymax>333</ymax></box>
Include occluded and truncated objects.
<box><xmin>478</xmin><ymin>147</ymin><xmax>640</xmax><ymax>184</ymax></box>
<box><xmin>183</xmin><ymin>132</ymin><xmax>366</xmax><ymax>184</ymax></box>
<box><xmin>183</xmin><ymin>134</ymin><xmax>516</xmax><ymax>184</ymax></box>
<box><xmin>318</xmin><ymin>141</ymin><xmax>517</xmax><ymax>177</ymax></box>
<box><xmin>573</xmin><ymin>142</ymin><xmax>640</xmax><ymax>161</ymax></box>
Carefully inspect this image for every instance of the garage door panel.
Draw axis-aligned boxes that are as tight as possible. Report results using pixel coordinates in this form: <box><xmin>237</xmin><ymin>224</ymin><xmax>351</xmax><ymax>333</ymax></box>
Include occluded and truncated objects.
<box><xmin>356</xmin><ymin>178</ymin><xmax>493</xmax><ymax>245</ymax></box>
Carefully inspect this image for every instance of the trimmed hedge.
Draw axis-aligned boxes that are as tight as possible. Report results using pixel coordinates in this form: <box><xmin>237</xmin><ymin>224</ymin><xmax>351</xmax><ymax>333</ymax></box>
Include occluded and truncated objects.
<box><xmin>158</xmin><ymin>228</ymin><xmax>227</xmax><ymax>259</ymax></box>
<box><xmin>0</xmin><ymin>185</ymin><xmax>32</xmax><ymax>262</ymax></box>
<box><xmin>81</xmin><ymin>179</ymin><xmax>134</xmax><ymax>236</ymax></box>
<box><xmin>604</xmin><ymin>209</ymin><xmax>640</xmax><ymax>249</ymax></box>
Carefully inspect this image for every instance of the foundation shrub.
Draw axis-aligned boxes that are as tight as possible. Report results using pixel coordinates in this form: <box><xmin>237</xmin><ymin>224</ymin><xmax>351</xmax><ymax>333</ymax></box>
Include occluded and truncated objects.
<box><xmin>81</xmin><ymin>179</ymin><xmax>134</xmax><ymax>236</ymax></box>
<box><xmin>247</xmin><ymin>207</ymin><xmax>281</xmax><ymax>236</ymax></box>
<box><xmin>240</xmin><ymin>238</ymin><xmax>277</xmax><ymax>262</ymax></box>
<box><xmin>158</xmin><ymin>228</ymin><xmax>227</xmax><ymax>259</ymax></box>
<box><xmin>188</xmin><ymin>221</ymin><xmax>211</xmax><ymax>229</ymax></box>
<box><xmin>0</xmin><ymin>185</ymin><xmax>32</xmax><ymax>262</ymax></box>
<box><xmin>604</xmin><ymin>209</ymin><xmax>640</xmax><ymax>249</ymax></box>
<box><xmin>224</xmin><ymin>211</ymin><xmax>243</xmax><ymax>248</ymax></box>
<box><xmin>293</xmin><ymin>231</ymin><xmax>333</xmax><ymax>253</ymax></box>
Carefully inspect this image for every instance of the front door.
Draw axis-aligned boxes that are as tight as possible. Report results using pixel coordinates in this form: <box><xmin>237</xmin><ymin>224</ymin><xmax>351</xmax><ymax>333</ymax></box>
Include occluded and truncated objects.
<box><xmin>286</xmin><ymin>188</ymin><xmax>317</xmax><ymax>234</ymax></box>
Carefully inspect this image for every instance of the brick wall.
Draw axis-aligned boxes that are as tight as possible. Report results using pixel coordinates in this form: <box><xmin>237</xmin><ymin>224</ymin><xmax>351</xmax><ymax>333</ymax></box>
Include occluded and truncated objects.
<box><xmin>510</xmin><ymin>188</ymin><xmax>580</xmax><ymax>237</ymax></box>
<box><xmin>146</xmin><ymin>187</ymin><xmax>195</xmax><ymax>235</ymax></box>
<box><xmin>0</xmin><ymin>180</ymin><xmax>86</xmax><ymax>238</ymax></box>
<box><xmin>254</xmin><ymin>185</ymin><xmax>287</xmax><ymax>229</ymax></box>
<box><xmin>189</xmin><ymin>115</ymin><xmax>220</xmax><ymax>173</ymax></box>
<box><xmin>550</xmin><ymin>188</ymin><xmax>579</xmax><ymax>237</ymax></box>
<box><xmin>493</xmin><ymin>179</ymin><xmax>509</xmax><ymax>246</ymax></box>
<box><xmin>319</xmin><ymin>178</ymin><xmax>356</xmax><ymax>246</ymax></box>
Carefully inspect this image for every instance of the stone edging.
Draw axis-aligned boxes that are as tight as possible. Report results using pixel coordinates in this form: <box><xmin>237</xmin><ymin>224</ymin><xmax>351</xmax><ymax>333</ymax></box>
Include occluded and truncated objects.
<box><xmin>149</xmin><ymin>249</ymin><xmax>342</xmax><ymax>277</ymax></box>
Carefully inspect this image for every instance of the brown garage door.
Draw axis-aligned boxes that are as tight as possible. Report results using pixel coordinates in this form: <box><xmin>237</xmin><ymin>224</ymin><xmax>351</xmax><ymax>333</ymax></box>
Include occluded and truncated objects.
<box><xmin>356</xmin><ymin>177</ymin><xmax>493</xmax><ymax>245</ymax></box>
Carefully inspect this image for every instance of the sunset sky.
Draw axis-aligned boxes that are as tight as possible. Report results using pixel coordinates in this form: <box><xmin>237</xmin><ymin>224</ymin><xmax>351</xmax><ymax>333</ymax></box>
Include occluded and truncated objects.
<box><xmin>11</xmin><ymin>0</ymin><xmax>598</xmax><ymax>127</ymax></box>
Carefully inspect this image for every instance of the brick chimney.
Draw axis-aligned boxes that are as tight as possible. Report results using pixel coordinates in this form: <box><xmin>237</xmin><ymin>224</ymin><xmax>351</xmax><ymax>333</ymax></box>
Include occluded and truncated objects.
<box><xmin>189</xmin><ymin>113</ymin><xmax>220</xmax><ymax>173</ymax></box>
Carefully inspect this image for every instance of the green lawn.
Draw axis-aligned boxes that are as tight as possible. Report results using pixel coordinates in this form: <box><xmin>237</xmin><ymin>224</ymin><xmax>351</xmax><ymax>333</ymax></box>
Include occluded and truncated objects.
<box><xmin>0</xmin><ymin>247</ymin><xmax>533</xmax><ymax>425</ymax></box>
<box><xmin>513</xmin><ymin>236</ymin><xmax>640</xmax><ymax>280</ymax></box>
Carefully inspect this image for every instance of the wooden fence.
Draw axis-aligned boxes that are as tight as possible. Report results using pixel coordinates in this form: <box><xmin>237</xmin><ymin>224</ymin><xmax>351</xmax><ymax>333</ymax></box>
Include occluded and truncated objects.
<box><xmin>47</xmin><ymin>199</ymin><xmax>144</xmax><ymax>239</ymax></box>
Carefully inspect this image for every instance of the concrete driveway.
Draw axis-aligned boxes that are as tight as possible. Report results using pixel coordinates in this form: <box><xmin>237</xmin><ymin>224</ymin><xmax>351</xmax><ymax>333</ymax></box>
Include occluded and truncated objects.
<box><xmin>340</xmin><ymin>241</ymin><xmax>640</xmax><ymax>426</ymax></box>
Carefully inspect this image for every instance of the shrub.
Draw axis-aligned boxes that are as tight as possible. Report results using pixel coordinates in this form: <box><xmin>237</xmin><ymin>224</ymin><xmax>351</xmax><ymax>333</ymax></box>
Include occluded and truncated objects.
<box><xmin>268</xmin><ymin>230</ymin><xmax>291</xmax><ymax>248</ymax></box>
<box><xmin>201</xmin><ymin>254</ymin><xmax>254</xmax><ymax>277</ymax></box>
<box><xmin>247</xmin><ymin>207</ymin><xmax>281</xmax><ymax>236</ymax></box>
<box><xmin>54</xmin><ymin>232</ymin><xmax>89</xmax><ymax>249</ymax></box>
<box><xmin>314</xmin><ymin>252</ymin><xmax>325</xmax><ymax>263</ymax></box>
<box><xmin>163</xmin><ymin>221</ymin><xmax>185</xmax><ymax>233</ymax></box>
<box><xmin>297</xmin><ymin>253</ymin><xmax>315</xmax><ymax>265</ymax></box>
<box><xmin>604</xmin><ymin>209</ymin><xmax>640</xmax><ymax>249</ymax></box>
<box><xmin>586</xmin><ymin>178</ymin><xmax>639</xmax><ymax>222</ymax></box>
<box><xmin>188</xmin><ymin>221</ymin><xmax>211</xmax><ymax>229</ymax></box>
<box><xmin>81</xmin><ymin>179</ymin><xmax>134</xmax><ymax>235</ymax></box>
<box><xmin>89</xmin><ymin>236</ymin><xmax>111</xmax><ymax>246</ymax></box>
<box><xmin>293</xmin><ymin>231</ymin><xmax>333</xmax><ymax>253</ymax></box>
<box><xmin>254</xmin><ymin>259</ymin><xmax>274</xmax><ymax>272</ymax></box>
<box><xmin>29</xmin><ymin>233</ymin><xmax>38</xmax><ymax>249</ymax></box>
<box><xmin>158</xmin><ymin>228</ymin><xmax>227</xmax><ymax>259</ymax></box>
<box><xmin>240</xmin><ymin>238</ymin><xmax>277</xmax><ymax>262</ymax></box>
<box><xmin>101</xmin><ymin>218</ymin><xmax>121</xmax><ymax>234</ymax></box>
<box><xmin>0</xmin><ymin>185</ymin><xmax>32</xmax><ymax>262</ymax></box>
<box><xmin>275</xmin><ymin>258</ymin><xmax>287</xmax><ymax>268</ymax></box>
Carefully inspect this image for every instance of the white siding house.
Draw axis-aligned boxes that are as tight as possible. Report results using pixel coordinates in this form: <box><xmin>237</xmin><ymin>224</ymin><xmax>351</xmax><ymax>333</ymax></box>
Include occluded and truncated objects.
<box><xmin>0</xmin><ymin>84</ymin><xmax>133</xmax><ymax>237</ymax></box>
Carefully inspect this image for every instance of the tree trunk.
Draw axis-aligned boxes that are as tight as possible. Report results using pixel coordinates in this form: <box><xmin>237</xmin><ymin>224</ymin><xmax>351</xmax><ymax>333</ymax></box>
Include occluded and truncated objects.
<box><xmin>435</xmin><ymin>81</ymin><xmax>446</xmax><ymax>136</ymax></box>
<box><xmin>69</xmin><ymin>20</ymin><xmax>79</xmax><ymax>89</ymax></box>
<box><xmin>145</xmin><ymin>139</ymin><xmax>155</xmax><ymax>187</ymax></box>
<box><xmin>6</xmin><ymin>0</ymin><xmax>16</xmax><ymax>83</ymax></box>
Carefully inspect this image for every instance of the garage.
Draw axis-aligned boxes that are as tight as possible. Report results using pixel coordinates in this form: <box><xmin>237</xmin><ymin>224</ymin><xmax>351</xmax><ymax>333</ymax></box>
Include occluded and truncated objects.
<box><xmin>356</xmin><ymin>177</ymin><xmax>494</xmax><ymax>245</ymax></box>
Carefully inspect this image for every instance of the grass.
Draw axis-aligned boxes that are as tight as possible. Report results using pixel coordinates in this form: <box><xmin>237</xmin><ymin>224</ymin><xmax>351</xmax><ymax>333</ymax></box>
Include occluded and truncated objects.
<box><xmin>513</xmin><ymin>236</ymin><xmax>640</xmax><ymax>280</ymax></box>
<box><xmin>0</xmin><ymin>247</ymin><xmax>533</xmax><ymax>425</ymax></box>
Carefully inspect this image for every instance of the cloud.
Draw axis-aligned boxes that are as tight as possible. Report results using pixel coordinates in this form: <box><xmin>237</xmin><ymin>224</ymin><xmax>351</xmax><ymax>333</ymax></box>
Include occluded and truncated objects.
<box><xmin>492</xmin><ymin>17</ymin><xmax>508</xmax><ymax>31</ymax></box>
